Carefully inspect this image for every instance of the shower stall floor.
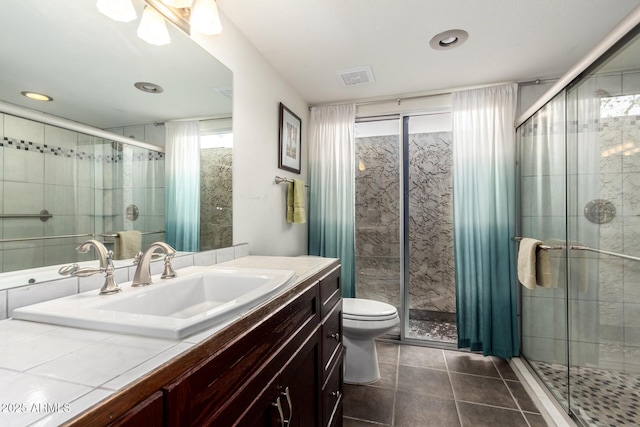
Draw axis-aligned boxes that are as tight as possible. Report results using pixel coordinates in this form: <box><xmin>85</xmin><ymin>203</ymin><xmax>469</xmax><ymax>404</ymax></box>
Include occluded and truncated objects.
<box><xmin>534</xmin><ymin>361</ymin><xmax>640</xmax><ymax>426</ymax></box>
<box><xmin>385</xmin><ymin>310</ymin><xmax>458</xmax><ymax>343</ymax></box>
<box><xmin>408</xmin><ymin>318</ymin><xmax>457</xmax><ymax>343</ymax></box>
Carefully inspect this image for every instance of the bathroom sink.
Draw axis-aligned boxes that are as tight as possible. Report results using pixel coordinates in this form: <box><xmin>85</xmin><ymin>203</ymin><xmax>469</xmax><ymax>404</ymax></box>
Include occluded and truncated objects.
<box><xmin>12</xmin><ymin>267</ymin><xmax>297</xmax><ymax>339</ymax></box>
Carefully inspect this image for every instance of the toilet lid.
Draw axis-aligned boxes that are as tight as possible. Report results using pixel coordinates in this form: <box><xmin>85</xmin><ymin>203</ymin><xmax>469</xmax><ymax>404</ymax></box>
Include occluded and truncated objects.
<box><xmin>343</xmin><ymin>298</ymin><xmax>398</xmax><ymax>321</ymax></box>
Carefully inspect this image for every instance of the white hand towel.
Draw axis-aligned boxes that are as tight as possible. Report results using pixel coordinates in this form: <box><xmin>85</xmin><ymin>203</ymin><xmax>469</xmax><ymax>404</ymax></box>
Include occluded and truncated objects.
<box><xmin>517</xmin><ymin>238</ymin><xmax>544</xmax><ymax>289</ymax></box>
<box><xmin>115</xmin><ymin>230</ymin><xmax>142</xmax><ymax>260</ymax></box>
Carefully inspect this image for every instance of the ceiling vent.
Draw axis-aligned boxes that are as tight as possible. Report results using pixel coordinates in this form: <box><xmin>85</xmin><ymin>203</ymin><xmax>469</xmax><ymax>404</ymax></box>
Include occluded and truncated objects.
<box><xmin>214</xmin><ymin>86</ymin><xmax>233</xmax><ymax>99</ymax></box>
<box><xmin>336</xmin><ymin>66</ymin><xmax>375</xmax><ymax>87</ymax></box>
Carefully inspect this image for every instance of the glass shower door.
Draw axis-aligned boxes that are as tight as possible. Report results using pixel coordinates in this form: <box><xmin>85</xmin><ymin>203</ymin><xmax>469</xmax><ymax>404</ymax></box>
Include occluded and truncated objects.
<box><xmin>565</xmin><ymin>31</ymin><xmax>640</xmax><ymax>425</ymax></box>
<box><xmin>518</xmin><ymin>92</ymin><xmax>570</xmax><ymax>411</ymax></box>
<box><xmin>354</xmin><ymin>118</ymin><xmax>402</xmax><ymax>337</ymax></box>
<box><xmin>404</xmin><ymin>113</ymin><xmax>456</xmax><ymax>342</ymax></box>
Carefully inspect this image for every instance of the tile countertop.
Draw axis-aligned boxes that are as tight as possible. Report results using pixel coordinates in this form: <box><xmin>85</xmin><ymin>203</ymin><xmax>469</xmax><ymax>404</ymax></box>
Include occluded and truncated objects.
<box><xmin>0</xmin><ymin>256</ymin><xmax>337</xmax><ymax>427</ymax></box>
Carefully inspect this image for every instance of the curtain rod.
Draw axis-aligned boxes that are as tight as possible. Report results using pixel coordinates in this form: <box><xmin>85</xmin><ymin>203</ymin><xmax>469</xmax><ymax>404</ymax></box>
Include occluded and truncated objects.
<box><xmin>308</xmin><ymin>81</ymin><xmax>516</xmax><ymax>111</ymax></box>
<box><xmin>309</xmin><ymin>91</ymin><xmax>451</xmax><ymax>111</ymax></box>
<box><xmin>154</xmin><ymin>115</ymin><xmax>233</xmax><ymax>125</ymax></box>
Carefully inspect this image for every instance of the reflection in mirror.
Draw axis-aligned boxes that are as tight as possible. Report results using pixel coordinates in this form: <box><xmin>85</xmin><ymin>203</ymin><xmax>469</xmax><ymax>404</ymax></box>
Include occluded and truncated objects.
<box><xmin>0</xmin><ymin>0</ymin><xmax>232</xmax><ymax>280</ymax></box>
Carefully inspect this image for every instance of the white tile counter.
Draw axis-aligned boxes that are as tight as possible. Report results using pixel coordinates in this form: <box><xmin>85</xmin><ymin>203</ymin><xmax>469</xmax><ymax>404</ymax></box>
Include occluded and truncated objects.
<box><xmin>0</xmin><ymin>256</ymin><xmax>337</xmax><ymax>427</ymax></box>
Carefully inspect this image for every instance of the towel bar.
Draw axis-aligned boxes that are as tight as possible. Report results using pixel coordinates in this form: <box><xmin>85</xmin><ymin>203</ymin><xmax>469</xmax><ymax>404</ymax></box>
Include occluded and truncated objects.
<box><xmin>0</xmin><ymin>233</ymin><xmax>94</xmax><ymax>243</ymax></box>
<box><xmin>275</xmin><ymin>176</ymin><xmax>309</xmax><ymax>187</ymax></box>
<box><xmin>101</xmin><ymin>231</ymin><xmax>165</xmax><ymax>238</ymax></box>
<box><xmin>571</xmin><ymin>245</ymin><xmax>640</xmax><ymax>263</ymax></box>
<box><xmin>512</xmin><ymin>237</ymin><xmax>564</xmax><ymax>251</ymax></box>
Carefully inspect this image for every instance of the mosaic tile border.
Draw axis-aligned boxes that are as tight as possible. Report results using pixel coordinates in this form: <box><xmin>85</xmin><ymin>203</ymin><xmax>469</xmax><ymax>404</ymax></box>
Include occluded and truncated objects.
<box><xmin>1</xmin><ymin>137</ymin><xmax>164</xmax><ymax>163</ymax></box>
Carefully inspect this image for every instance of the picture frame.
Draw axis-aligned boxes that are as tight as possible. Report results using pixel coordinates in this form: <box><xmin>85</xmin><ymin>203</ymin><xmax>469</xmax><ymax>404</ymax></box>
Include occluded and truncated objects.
<box><xmin>278</xmin><ymin>102</ymin><xmax>302</xmax><ymax>174</ymax></box>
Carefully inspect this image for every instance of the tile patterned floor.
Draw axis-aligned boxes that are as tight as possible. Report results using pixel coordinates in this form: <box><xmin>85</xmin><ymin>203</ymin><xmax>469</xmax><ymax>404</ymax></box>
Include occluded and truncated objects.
<box><xmin>343</xmin><ymin>342</ymin><xmax>549</xmax><ymax>427</ymax></box>
<box><xmin>534</xmin><ymin>361</ymin><xmax>640</xmax><ymax>426</ymax></box>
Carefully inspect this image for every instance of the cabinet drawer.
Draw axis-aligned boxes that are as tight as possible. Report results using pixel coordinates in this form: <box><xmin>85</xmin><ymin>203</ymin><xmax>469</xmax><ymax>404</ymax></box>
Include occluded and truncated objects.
<box><xmin>319</xmin><ymin>266</ymin><xmax>341</xmax><ymax>317</ymax></box>
<box><xmin>322</xmin><ymin>347</ymin><xmax>344</xmax><ymax>427</ymax></box>
<box><xmin>322</xmin><ymin>300</ymin><xmax>342</xmax><ymax>381</ymax></box>
<box><xmin>163</xmin><ymin>284</ymin><xmax>320</xmax><ymax>427</ymax></box>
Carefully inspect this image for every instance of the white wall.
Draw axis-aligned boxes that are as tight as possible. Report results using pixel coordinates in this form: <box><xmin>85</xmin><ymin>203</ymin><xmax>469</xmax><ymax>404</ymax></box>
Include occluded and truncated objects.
<box><xmin>192</xmin><ymin>13</ymin><xmax>309</xmax><ymax>256</ymax></box>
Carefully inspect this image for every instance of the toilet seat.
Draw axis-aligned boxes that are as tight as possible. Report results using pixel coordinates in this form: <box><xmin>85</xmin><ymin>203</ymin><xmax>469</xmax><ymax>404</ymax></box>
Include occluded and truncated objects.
<box><xmin>343</xmin><ymin>298</ymin><xmax>398</xmax><ymax>321</ymax></box>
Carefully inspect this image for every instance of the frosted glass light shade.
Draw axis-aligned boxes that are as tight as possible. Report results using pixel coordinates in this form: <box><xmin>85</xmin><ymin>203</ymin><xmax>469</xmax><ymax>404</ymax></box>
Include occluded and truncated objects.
<box><xmin>137</xmin><ymin>6</ymin><xmax>171</xmax><ymax>46</ymax></box>
<box><xmin>96</xmin><ymin>0</ymin><xmax>137</xmax><ymax>22</ymax></box>
<box><xmin>191</xmin><ymin>0</ymin><xmax>222</xmax><ymax>35</ymax></box>
<box><xmin>163</xmin><ymin>0</ymin><xmax>193</xmax><ymax>7</ymax></box>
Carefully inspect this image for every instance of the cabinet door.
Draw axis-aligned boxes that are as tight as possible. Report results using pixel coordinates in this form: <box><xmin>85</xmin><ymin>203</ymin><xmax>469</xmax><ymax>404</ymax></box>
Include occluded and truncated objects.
<box><xmin>278</xmin><ymin>330</ymin><xmax>320</xmax><ymax>427</ymax></box>
<box><xmin>238</xmin><ymin>330</ymin><xmax>321</xmax><ymax>427</ymax></box>
<box><xmin>108</xmin><ymin>391</ymin><xmax>163</xmax><ymax>427</ymax></box>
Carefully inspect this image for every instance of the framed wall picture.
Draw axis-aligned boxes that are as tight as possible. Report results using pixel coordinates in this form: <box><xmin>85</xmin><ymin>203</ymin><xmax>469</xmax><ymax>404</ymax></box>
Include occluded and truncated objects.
<box><xmin>278</xmin><ymin>102</ymin><xmax>302</xmax><ymax>174</ymax></box>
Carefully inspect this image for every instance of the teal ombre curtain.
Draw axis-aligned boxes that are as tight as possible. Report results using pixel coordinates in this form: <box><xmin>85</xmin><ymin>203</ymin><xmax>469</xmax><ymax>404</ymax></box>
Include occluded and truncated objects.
<box><xmin>452</xmin><ymin>84</ymin><xmax>519</xmax><ymax>358</ymax></box>
<box><xmin>165</xmin><ymin>121</ymin><xmax>200</xmax><ymax>252</ymax></box>
<box><xmin>308</xmin><ymin>104</ymin><xmax>356</xmax><ymax>298</ymax></box>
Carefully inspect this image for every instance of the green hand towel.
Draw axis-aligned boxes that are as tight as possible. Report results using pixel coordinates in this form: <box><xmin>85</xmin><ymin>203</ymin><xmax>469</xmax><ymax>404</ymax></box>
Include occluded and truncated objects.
<box><xmin>292</xmin><ymin>179</ymin><xmax>306</xmax><ymax>223</ymax></box>
<box><xmin>286</xmin><ymin>182</ymin><xmax>295</xmax><ymax>223</ymax></box>
<box><xmin>286</xmin><ymin>180</ymin><xmax>306</xmax><ymax>224</ymax></box>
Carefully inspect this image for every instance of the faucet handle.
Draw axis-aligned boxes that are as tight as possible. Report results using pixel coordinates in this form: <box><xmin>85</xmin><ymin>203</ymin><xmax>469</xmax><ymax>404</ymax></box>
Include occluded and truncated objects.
<box><xmin>161</xmin><ymin>255</ymin><xmax>177</xmax><ymax>279</ymax></box>
<box><xmin>133</xmin><ymin>251</ymin><xmax>144</xmax><ymax>265</ymax></box>
<box><xmin>59</xmin><ymin>263</ymin><xmax>80</xmax><ymax>276</ymax></box>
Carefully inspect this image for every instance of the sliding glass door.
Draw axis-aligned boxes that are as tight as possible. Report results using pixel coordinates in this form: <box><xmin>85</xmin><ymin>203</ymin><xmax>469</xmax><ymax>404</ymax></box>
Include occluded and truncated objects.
<box><xmin>353</xmin><ymin>112</ymin><xmax>455</xmax><ymax>344</ymax></box>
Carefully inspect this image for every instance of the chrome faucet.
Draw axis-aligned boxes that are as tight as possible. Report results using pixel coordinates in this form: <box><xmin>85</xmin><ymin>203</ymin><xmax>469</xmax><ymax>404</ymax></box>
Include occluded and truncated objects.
<box><xmin>131</xmin><ymin>241</ymin><xmax>177</xmax><ymax>287</ymax></box>
<box><xmin>58</xmin><ymin>239</ymin><xmax>120</xmax><ymax>295</ymax></box>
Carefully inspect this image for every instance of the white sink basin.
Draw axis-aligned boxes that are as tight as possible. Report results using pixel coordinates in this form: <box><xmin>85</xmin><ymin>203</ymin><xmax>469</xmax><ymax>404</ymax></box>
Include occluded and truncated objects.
<box><xmin>12</xmin><ymin>267</ymin><xmax>297</xmax><ymax>339</ymax></box>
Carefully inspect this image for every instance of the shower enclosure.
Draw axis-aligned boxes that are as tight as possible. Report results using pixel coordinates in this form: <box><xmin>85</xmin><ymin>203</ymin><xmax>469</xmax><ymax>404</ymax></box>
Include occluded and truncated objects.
<box><xmin>517</xmin><ymin>26</ymin><xmax>640</xmax><ymax>426</ymax></box>
<box><xmin>354</xmin><ymin>113</ymin><xmax>456</xmax><ymax>343</ymax></box>
<box><xmin>0</xmin><ymin>113</ymin><xmax>165</xmax><ymax>273</ymax></box>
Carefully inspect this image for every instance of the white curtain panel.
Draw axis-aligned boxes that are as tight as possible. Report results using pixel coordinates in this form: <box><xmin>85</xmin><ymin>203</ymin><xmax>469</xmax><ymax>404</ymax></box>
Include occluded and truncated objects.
<box><xmin>452</xmin><ymin>83</ymin><xmax>520</xmax><ymax>357</ymax></box>
<box><xmin>165</xmin><ymin>120</ymin><xmax>201</xmax><ymax>252</ymax></box>
<box><xmin>308</xmin><ymin>103</ymin><xmax>356</xmax><ymax>297</ymax></box>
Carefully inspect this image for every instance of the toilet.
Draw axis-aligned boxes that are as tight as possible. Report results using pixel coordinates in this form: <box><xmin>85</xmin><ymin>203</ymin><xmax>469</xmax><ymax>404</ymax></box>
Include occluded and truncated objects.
<box><xmin>342</xmin><ymin>298</ymin><xmax>399</xmax><ymax>385</ymax></box>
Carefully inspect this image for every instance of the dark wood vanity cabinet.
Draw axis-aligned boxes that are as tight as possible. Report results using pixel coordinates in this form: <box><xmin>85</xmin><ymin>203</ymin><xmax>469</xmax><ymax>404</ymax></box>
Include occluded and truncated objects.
<box><xmin>74</xmin><ymin>263</ymin><xmax>342</xmax><ymax>427</ymax></box>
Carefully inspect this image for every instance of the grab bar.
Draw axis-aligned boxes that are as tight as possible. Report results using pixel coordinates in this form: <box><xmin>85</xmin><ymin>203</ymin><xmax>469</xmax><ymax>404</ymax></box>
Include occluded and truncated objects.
<box><xmin>0</xmin><ymin>209</ymin><xmax>52</xmax><ymax>222</ymax></box>
<box><xmin>101</xmin><ymin>230</ymin><xmax>165</xmax><ymax>238</ymax></box>
<box><xmin>571</xmin><ymin>245</ymin><xmax>640</xmax><ymax>263</ymax></box>
<box><xmin>0</xmin><ymin>233</ymin><xmax>94</xmax><ymax>243</ymax></box>
<box><xmin>512</xmin><ymin>237</ymin><xmax>564</xmax><ymax>251</ymax></box>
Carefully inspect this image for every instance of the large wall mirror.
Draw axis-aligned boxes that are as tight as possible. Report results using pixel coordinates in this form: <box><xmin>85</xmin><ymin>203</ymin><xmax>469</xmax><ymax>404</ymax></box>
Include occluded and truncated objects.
<box><xmin>0</xmin><ymin>0</ymin><xmax>233</xmax><ymax>282</ymax></box>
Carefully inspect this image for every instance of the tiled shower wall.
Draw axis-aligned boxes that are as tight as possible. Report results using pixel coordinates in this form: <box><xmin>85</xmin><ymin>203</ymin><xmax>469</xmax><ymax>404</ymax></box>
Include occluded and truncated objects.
<box><xmin>355</xmin><ymin>134</ymin><xmax>402</xmax><ymax>308</ymax></box>
<box><xmin>0</xmin><ymin>113</ymin><xmax>164</xmax><ymax>273</ymax></box>
<box><xmin>408</xmin><ymin>131</ymin><xmax>455</xmax><ymax>313</ymax></box>
<box><xmin>200</xmin><ymin>148</ymin><xmax>233</xmax><ymax>250</ymax></box>
<box><xmin>354</xmin><ymin>131</ymin><xmax>455</xmax><ymax>314</ymax></box>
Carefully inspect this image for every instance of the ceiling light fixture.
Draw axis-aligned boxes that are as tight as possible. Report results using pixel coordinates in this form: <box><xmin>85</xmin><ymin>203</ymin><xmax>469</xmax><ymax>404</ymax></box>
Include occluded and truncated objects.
<box><xmin>162</xmin><ymin>0</ymin><xmax>193</xmax><ymax>7</ymax></box>
<box><xmin>98</xmin><ymin>1</ymin><xmax>223</xmax><ymax>45</ymax></box>
<box><xmin>191</xmin><ymin>0</ymin><xmax>223</xmax><ymax>35</ymax></box>
<box><xmin>137</xmin><ymin>6</ymin><xmax>171</xmax><ymax>46</ymax></box>
<box><xmin>96</xmin><ymin>0</ymin><xmax>137</xmax><ymax>22</ymax></box>
<box><xmin>21</xmin><ymin>91</ymin><xmax>53</xmax><ymax>102</ymax></box>
<box><xmin>134</xmin><ymin>82</ymin><xmax>164</xmax><ymax>93</ymax></box>
<box><xmin>429</xmin><ymin>29</ymin><xmax>469</xmax><ymax>51</ymax></box>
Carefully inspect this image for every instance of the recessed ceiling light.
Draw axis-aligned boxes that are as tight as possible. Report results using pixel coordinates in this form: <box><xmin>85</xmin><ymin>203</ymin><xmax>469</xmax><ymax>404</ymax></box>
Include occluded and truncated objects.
<box><xmin>430</xmin><ymin>29</ymin><xmax>468</xmax><ymax>51</ymax></box>
<box><xmin>21</xmin><ymin>91</ymin><xmax>53</xmax><ymax>102</ymax></box>
<box><xmin>134</xmin><ymin>82</ymin><xmax>164</xmax><ymax>93</ymax></box>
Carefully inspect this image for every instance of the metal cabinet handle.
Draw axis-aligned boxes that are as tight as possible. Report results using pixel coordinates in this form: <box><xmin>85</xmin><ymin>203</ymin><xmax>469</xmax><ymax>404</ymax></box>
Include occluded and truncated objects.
<box><xmin>271</xmin><ymin>396</ymin><xmax>285</xmax><ymax>427</ymax></box>
<box><xmin>281</xmin><ymin>386</ymin><xmax>292</xmax><ymax>425</ymax></box>
<box><xmin>331</xmin><ymin>390</ymin><xmax>342</xmax><ymax>400</ymax></box>
<box><xmin>328</xmin><ymin>332</ymin><xmax>340</xmax><ymax>341</ymax></box>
